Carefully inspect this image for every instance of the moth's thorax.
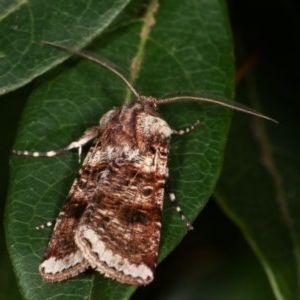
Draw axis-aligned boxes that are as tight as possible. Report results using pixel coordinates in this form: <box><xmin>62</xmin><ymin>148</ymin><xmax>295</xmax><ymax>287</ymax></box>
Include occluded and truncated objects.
<box><xmin>99</xmin><ymin>100</ymin><xmax>172</xmax><ymax>151</ymax></box>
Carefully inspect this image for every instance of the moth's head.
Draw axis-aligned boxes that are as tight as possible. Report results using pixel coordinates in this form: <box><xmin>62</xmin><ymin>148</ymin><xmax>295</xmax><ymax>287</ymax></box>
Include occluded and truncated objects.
<box><xmin>137</xmin><ymin>95</ymin><xmax>158</xmax><ymax>109</ymax></box>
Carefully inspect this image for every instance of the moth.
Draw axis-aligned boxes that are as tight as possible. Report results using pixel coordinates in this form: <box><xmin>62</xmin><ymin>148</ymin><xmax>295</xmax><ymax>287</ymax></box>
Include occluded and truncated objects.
<box><xmin>13</xmin><ymin>42</ymin><xmax>277</xmax><ymax>285</ymax></box>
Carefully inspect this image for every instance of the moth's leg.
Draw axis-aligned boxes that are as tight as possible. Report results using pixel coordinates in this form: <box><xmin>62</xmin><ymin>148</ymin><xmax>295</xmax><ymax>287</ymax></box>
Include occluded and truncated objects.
<box><xmin>167</xmin><ymin>120</ymin><xmax>199</xmax><ymax>229</ymax></box>
<box><xmin>35</xmin><ymin>219</ymin><xmax>56</xmax><ymax>230</ymax></box>
<box><xmin>13</xmin><ymin>126</ymin><xmax>99</xmax><ymax>162</ymax></box>
<box><xmin>172</xmin><ymin>120</ymin><xmax>200</xmax><ymax>136</ymax></box>
<box><xmin>165</xmin><ymin>180</ymin><xmax>193</xmax><ymax>230</ymax></box>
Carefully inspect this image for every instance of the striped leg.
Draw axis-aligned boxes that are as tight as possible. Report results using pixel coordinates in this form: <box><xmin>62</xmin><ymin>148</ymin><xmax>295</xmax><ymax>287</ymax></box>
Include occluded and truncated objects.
<box><xmin>167</xmin><ymin>120</ymin><xmax>199</xmax><ymax>230</ymax></box>
<box><xmin>13</xmin><ymin>126</ymin><xmax>99</xmax><ymax>163</ymax></box>
<box><xmin>35</xmin><ymin>220</ymin><xmax>56</xmax><ymax>230</ymax></box>
<box><xmin>165</xmin><ymin>181</ymin><xmax>193</xmax><ymax>230</ymax></box>
<box><xmin>172</xmin><ymin>120</ymin><xmax>200</xmax><ymax>136</ymax></box>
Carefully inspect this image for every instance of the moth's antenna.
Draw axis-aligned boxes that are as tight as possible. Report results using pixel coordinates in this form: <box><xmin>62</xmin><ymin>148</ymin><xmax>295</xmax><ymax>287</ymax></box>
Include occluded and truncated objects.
<box><xmin>42</xmin><ymin>41</ymin><xmax>277</xmax><ymax>124</ymax></box>
<box><xmin>158</xmin><ymin>95</ymin><xmax>278</xmax><ymax>123</ymax></box>
<box><xmin>42</xmin><ymin>41</ymin><xmax>140</xmax><ymax>99</ymax></box>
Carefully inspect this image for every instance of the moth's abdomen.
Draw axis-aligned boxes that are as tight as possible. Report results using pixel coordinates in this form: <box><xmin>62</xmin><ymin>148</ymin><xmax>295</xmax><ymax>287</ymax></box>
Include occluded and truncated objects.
<box><xmin>75</xmin><ymin>144</ymin><xmax>168</xmax><ymax>285</ymax></box>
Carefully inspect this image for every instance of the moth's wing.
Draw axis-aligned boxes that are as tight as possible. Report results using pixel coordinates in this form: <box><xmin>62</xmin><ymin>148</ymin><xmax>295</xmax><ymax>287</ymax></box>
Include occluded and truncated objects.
<box><xmin>75</xmin><ymin>144</ymin><xmax>169</xmax><ymax>285</ymax></box>
<box><xmin>39</xmin><ymin>139</ymin><xmax>104</xmax><ymax>282</ymax></box>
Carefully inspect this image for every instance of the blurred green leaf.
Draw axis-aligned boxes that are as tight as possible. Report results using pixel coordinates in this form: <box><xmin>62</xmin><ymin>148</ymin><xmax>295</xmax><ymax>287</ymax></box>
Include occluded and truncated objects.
<box><xmin>6</xmin><ymin>0</ymin><xmax>234</xmax><ymax>299</ymax></box>
<box><xmin>216</xmin><ymin>69</ymin><xmax>299</xmax><ymax>300</ymax></box>
<box><xmin>133</xmin><ymin>200</ymin><xmax>276</xmax><ymax>300</ymax></box>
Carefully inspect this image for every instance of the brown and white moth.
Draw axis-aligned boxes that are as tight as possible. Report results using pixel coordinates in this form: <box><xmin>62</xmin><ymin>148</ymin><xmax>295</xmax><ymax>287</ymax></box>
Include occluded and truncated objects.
<box><xmin>13</xmin><ymin>42</ymin><xmax>277</xmax><ymax>285</ymax></box>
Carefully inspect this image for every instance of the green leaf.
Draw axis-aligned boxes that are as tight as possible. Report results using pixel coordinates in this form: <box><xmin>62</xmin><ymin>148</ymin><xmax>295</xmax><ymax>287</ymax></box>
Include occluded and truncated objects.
<box><xmin>0</xmin><ymin>0</ymin><xmax>131</xmax><ymax>95</ymax></box>
<box><xmin>6</xmin><ymin>0</ymin><xmax>234</xmax><ymax>299</ymax></box>
<box><xmin>216</xmin><ymin>71</ymin><xmax>299</xmax><ymax>299</ymax></box>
